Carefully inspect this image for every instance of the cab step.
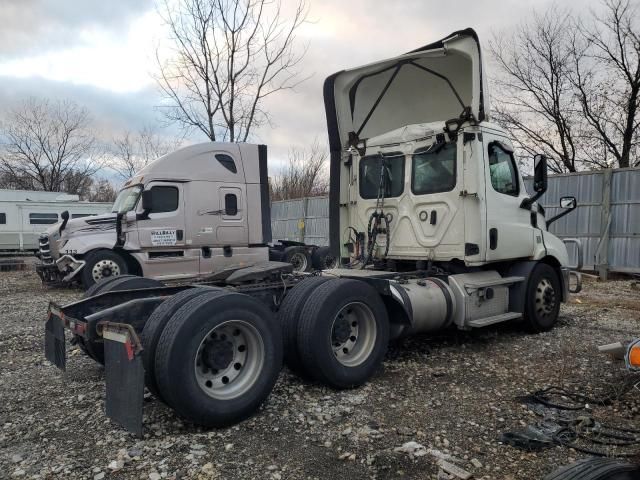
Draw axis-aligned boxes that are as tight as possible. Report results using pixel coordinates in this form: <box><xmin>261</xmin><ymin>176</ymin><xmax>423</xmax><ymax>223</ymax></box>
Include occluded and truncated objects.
<box><xmin>464</xmin><ymin>276</ymin><xmax>524</xmax><ymax>290</ymax></box>
<box><xmin>467</xmin><ymin>312</ymin><xmax>521</xmax><ymax>328</ymax></box>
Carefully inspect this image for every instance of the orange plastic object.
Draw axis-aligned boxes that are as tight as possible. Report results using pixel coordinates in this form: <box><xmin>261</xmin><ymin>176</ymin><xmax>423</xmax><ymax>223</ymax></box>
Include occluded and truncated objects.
<box><xmin>629</xmin><ymin>344</ymin><xmax>640</xmax><ymax>368</ymax></box>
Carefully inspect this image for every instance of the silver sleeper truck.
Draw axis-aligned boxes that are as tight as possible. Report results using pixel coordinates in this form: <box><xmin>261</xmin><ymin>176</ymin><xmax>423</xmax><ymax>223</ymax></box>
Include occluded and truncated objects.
<box><xmin>44</xmin><ymin>28</ymin><xmax>582</xmax><ymax>435</ymax></box>
<box><xmin>36</xmin><ymin>143</ymin><xmax>333</xmax><ymax>288</ymax></box>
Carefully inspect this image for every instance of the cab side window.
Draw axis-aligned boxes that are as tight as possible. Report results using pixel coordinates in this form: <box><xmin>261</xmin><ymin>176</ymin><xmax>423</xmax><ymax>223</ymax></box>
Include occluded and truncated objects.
<box><xmin>225</xmin><ymin>193</ymin><xmax>238</xmax><ymax>216</ymax></box>
<box><xmin>488</xmin><ymin>142</ymin><xmax>519</xmax><ymax>196</ymax></box>
<box><xmin>150</xmin><ymin>186</ymin><xmax>179</xmax><ymax>213</ymax></box>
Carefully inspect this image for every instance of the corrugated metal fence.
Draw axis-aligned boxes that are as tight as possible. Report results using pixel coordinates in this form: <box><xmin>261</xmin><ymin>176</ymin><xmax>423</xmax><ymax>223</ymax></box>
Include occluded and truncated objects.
<box><xmin>271</xmin><ymin>168</ymin><xmax>640</xmax><ymax>275</ymax></box>
<box><xmin>271</xmin><ymin>196</ymin><xmax>329</xmax><ymax>246</ymax></box>
<box><xmin>524</xmin><ymin>167</ymin><xmax>640</xmax><ymax>277</ymax></box>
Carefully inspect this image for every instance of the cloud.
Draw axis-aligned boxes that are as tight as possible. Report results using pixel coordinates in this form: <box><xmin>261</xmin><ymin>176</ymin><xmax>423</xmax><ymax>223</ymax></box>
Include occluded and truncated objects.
<box><xmin>0</xmin><ymin>0</ymin><xmax>594</xmax><ymax>173</ymax></box>
<box><xmin>0</xmin><ymin>75</ymin><xmax>172</xmax><ymax>140</ymax></box>
<box><xmin>0</xmin><ymin>0</ymin><xmax>154</xmax><ymax>58</ymax></box>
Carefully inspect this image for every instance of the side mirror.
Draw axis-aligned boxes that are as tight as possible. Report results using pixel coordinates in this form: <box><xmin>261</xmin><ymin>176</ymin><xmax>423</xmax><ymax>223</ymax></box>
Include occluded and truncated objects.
<box><xmin>138</xmin><ymin>190</ymin><xmax>154</xmax><ymax>220</ymax></box>
<box><xmin>560</xmin><ymin>196</ymin><xmax>576</xmax><ymax>209</ymax></box>
<box><xmin>520</xmin><ymin>154</ymin><xmax>548</xmax><ymax>209</ymax></box>
<box><xmin>141</xmin><ymin>190</ymin><xmax>154</xmax><ymax>212</ymax></box>
<box><xmin>59</xmin><ymin>210</ymin><xmax>70</xmax><ymax>234</ymax></box>
<box><xmin>533</xmin><ymin>154</ymin><xmax>548</xmax><ymax>193</ymax></box>
<box><xmin>548</xmin><ymin>195</ymin><xmax>578</xmax><ymax>226</ymax></box>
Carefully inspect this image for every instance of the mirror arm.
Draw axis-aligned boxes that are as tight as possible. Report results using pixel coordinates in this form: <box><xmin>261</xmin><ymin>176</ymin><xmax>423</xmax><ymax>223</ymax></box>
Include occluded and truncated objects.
<box><xmin>547</xmin><ymin>207</ymin><xmax>573</xmax><ymax>226</ymax></box>
<box><xmin>520</xmin><ymin>190</ymin><xmax>545</xmax><ymax>210</ymax></box>
<box><xmin>136</xmin><ymin>209</ymin><xmax>150</xmax><ymax>221</ymax></box>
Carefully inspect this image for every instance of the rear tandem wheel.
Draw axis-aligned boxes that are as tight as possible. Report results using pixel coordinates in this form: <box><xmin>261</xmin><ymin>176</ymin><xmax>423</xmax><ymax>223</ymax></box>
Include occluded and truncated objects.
<box><xmin>153</xmin><ymin>291</ymin><xmax>283</xmax><ymax>426</ymax></box>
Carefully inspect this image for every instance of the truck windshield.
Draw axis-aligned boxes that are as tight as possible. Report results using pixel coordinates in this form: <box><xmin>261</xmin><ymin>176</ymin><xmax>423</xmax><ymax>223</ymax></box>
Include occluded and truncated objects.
<box><xmin>112</xmin><ymin>185</ymin><xmax>142</xmax><ymax>213</ymax></box>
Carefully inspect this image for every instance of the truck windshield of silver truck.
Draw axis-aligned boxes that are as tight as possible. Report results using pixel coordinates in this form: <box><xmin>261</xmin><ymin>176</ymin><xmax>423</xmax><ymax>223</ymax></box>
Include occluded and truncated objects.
<box><xmin>111</xmin><ymin>185</ymin><xmax>142</xmax><ymax>213</ymax></box>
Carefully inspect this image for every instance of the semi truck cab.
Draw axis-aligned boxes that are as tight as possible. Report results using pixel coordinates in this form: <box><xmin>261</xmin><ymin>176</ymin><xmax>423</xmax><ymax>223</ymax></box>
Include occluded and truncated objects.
<box><xmin>37</xmin><ymin>143</ymin><xmax>272</xmax><ymax>287</ymax></box>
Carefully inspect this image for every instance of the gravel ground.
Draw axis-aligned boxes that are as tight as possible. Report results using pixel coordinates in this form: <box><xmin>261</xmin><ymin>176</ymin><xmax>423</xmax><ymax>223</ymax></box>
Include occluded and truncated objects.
<box><xmin>1</xmin><ymin>264</ymin><xmax>639</xmax><ymax>480</ymax></box>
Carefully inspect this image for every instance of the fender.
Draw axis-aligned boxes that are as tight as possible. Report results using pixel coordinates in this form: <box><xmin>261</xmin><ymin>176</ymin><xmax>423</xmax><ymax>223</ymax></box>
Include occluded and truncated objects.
<box><xmin>61</xmin><ymin>233</ymin><xmax>118</xmax><ymax>257</ymax></box>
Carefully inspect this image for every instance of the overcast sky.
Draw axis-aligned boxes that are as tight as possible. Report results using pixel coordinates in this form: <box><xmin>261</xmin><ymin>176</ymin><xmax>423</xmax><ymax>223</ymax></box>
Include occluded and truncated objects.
<box><xmin>0</xmin><ymin>0</ymin><xmax>603</xmax><ymax>171</ymax></box>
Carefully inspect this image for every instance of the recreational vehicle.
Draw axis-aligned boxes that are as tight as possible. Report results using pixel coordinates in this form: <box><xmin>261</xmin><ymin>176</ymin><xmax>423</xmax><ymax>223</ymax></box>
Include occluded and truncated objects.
<box><xmin>0</xmin><ymin>189</ymin><xmax>111</xmax><ymax>252</ymax></box>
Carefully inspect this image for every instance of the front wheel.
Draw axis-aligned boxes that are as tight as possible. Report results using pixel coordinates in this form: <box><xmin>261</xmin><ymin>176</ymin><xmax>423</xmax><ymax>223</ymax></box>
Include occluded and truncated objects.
<box><xmin>81</xmin><ymin>250</ymin><xmax>128</xmax><ymax>289</ymax></box>
<box><xmin>523</xmin><ymin>263</ymin><xmax>561</xmax><ymax>332</ymax></box>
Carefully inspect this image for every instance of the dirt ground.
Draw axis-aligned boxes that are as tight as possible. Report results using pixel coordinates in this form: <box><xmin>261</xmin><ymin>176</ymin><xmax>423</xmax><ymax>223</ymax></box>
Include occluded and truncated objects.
<box><xmin>1</xmin><ymin>264</ymin><xmax>639</xmax><ymax>480</ymax></box>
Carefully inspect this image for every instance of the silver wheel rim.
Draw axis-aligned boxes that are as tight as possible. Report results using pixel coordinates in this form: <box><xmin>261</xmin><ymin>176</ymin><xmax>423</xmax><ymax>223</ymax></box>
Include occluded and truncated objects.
<box><xmin>194</xmin><ymin>320</ymin><xmax>264</xmax><ymax>400</ymax></box>
<box><xmin>330</xmin><ymin>302</ymin><xmax>377</xmax><ymax>367</ymax></box>
<box><xmin>535</xmin><ymin>278</ymin><xmax>557</xmax><ymax>318</ymax></box>
<box><xmin>92</xmin><ymin>259</ymin><xmax>121</xmax><ymax>281</ymax></box>
<box><xmin>289</xmin><ymin>252</ymin><xmax>308</xmax><ymax>271</ymax></box>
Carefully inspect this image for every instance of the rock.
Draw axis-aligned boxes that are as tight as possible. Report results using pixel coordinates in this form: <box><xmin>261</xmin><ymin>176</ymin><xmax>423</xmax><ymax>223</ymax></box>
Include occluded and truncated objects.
<box><xmin>11</xmin><ymin>469</ymin><xmax>25</xmax><ymax>478</ymax></box>
<box><xmin>127</xmin><ymin>447</ymin><xmax>143</xmax><ymax>457</ymax></box>
<box><xmin>394</xmin><ymin>441</ymin><xmax>427</xmax><ymax>458</ymax></box>
<box><xmin>93</xmin><ymin>473</ymin><xmax>105</xmax><ymax>480</ymax></box>
<box><xmin>225</xmin><ymin>443</ymin><xmax>234</xmax><ymax>451</ymax></box>
<box><xmin>266</xmin><ymin>465</ymin><xmax>278</xmax><ymax>471</ymax></box>
<box><xmin>11</xmin><ymin>454</ymin><xmax>23</xmax><ymax>463</ymax></box>
<box><xmin>149</xmin><ymin>473</ymin><xmax>161</xmax><ymax>480</ymax></box>
<box><xmin>338</xmin><ymin>452</ymin><xmax>355</xmax><ymax>460</ymax></box>
<box><xmin>108</xmin><ymin>460</ymin><xmax>124</xmax><ymax>471</ymax></box>
<box><xmin>471</xmin><ymin>458</ymin><xmax>483</xmax><ymax>469</ymax></box>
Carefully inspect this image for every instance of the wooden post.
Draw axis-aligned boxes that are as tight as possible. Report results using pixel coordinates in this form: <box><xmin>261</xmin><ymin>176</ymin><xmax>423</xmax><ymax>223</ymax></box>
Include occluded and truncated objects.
<box><xmin>597</xmin><ymin>169</ymin><xmax>612</xmax><ymax>281</ymax></box>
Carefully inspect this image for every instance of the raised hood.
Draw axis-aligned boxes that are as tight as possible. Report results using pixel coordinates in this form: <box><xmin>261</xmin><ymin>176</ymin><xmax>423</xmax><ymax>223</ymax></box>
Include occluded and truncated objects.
<box><xmin>324</xmin><ymin>28</ymin><xmax>489</xmax><ymax>149</ymax></box>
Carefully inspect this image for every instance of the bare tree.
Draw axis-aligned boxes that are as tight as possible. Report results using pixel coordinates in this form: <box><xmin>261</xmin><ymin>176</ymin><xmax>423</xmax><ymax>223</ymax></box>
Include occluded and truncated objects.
<box><xmin>155</xmin><ymin>0</ymin><xmax>309</xmax><ymax>142</ymax></box>
<box><xmin>89</xmin><ymin>178</ymin><xmax>118</xmax><ymax>203</ymax></box>
<box><xmin>270</xmin><ymin>141</ymin><xmax>328</xmax><ymax>201</ymax></box>
<box><xmin>0</xmin><ymin>97</ymin><xmax>102</xmax><ymax>193</ymax></box>
<box><xmin>571</xmin><ymin>0</ymin><xmax>640</xmax><ymax>168</ymax></box>
<box><xmin>490</xmin><ymin>8</ymin><xmax>582</xmax><ymax>173</ymax></box>
<box><xmin>111</xmin><ymin>126</ymin><xmax>181</xmax><ymax>181</ymax></box>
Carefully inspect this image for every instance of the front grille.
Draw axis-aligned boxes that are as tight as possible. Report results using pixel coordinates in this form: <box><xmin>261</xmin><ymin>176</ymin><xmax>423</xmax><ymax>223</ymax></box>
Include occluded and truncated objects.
<box><xmin>39</xmin><ymin>234</ymin><xmax>53</xmax><ymax>263</ymax></box>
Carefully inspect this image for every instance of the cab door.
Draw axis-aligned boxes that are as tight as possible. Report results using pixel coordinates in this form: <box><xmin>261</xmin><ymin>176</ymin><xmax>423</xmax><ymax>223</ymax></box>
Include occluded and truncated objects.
<box><xmin>482</xmin><ymin>133</ymin><xmax>535</xmax><ymax>261</ymax></box>
<box><xmin>135</xmin><ymin>182</ymin><xmax>199</xmax><ymax>279</ymax></box>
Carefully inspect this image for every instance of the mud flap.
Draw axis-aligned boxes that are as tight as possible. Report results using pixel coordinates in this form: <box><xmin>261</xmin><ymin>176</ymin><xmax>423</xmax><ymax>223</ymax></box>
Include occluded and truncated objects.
<box><xmin>99</xmin><ymin>322</ymin><xmax>145</xmax><ymax>437</ymax></box>
<box><xmin>45</xmin><ymin>305</ymin><xmax>66</xmax><ymax>370</ymax></box>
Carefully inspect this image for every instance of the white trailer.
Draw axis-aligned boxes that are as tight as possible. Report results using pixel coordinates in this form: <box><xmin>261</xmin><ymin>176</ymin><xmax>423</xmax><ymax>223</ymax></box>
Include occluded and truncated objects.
<box><xmin>0</xmin><ymin>189</ymin><xmax>111</xmax><ymax>252</ymax></box>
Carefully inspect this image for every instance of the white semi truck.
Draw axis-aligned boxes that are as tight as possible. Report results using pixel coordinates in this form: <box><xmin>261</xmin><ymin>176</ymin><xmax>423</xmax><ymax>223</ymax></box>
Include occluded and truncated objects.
<box><xmin>36</xmin><ymin>143</ymin><xmax>332</xmax><ymax>288</ymax></box>
<box><xmin>44</xmin><ymin>29</ymin><xmax>582</xmax><ymax>435</ymax></box>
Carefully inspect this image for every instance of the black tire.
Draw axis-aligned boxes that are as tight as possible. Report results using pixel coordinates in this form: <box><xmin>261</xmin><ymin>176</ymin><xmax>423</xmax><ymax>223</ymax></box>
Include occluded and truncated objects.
<box><xmin>311</xmin><ymin>246</ymin><xmax>338</xmax><ymax>270</ymax></box>
<box><xmin>297</xmin><ymin>278</ymin><xmax>389</xmax><ymax>389</ymax></box>
<box><xmin>523</xmin><ymin>263</ymin><xmax>562</xmax><ymax>332</ymax></box>
<box><xmin>283</xmin><ymin>246</ymin><xmax>312</xmax><ymax>272</ymax></box>
<box><xmin>543</xmin><ymin>457</ymin><xmax>640</xmax><ymax>480</ymax></box>
<box><xmin>278</xmin><ymin>276</ymin><xmax>330</xmax><ymax>377</ymax></box>
<box><xmin>154</xmin><ymin>291</ymin><xmax>283</xmax><ymax>427</ymax></box>
<box><xmin>81</xmin><ymin>249</ymin><xmax>129</xmax><ymax>289</ymax></box>
<box><xmin>141</xmin><ymin>287</ymin><xmax>222</xmax><ymax>400</ymax></box>
<box><xmin>78</xmin><ymin>276</ymin><xmax>163</xmax><ymax>364</ymax></box>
